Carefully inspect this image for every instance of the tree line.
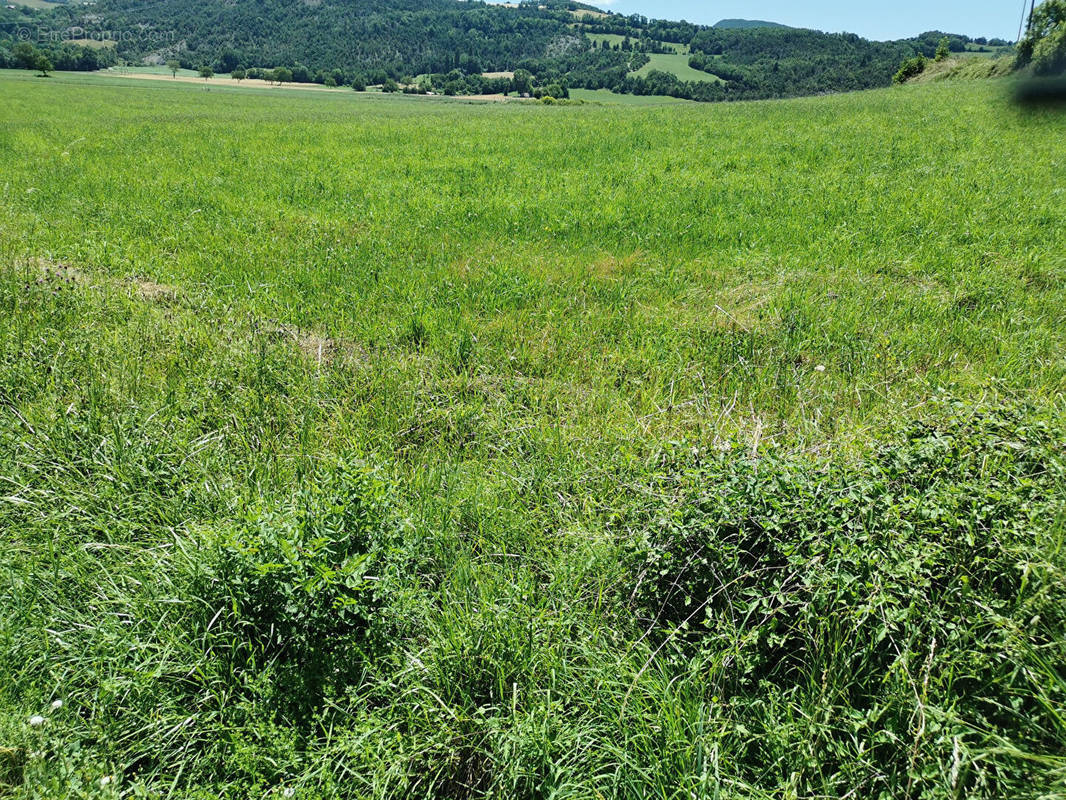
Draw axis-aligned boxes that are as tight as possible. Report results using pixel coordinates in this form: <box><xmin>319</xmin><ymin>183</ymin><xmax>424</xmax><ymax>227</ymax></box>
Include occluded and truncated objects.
<box><xmin>0</xmin><ymin>40</ymin><xmax>118</xmax><ymax>74</ymax></box>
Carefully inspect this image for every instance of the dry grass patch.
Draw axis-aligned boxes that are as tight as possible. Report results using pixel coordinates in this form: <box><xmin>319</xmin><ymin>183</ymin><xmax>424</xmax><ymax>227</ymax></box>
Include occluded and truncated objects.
<box><xmin>590</xmin><ymin>250</ymin><xmax>644</xmax><ymax>279</ymax></box>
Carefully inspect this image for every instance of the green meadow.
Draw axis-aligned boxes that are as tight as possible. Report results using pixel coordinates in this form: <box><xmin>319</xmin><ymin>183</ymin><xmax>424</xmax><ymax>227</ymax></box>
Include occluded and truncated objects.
<box><xmin>1</xmin><ymin>69</ymin><xmax>1064</xmax><ymax>798</ymax></box>
<box><xmin>630</xmin><ymin>52</ymin><xmax>719</xmax><ymax>82</ymax></box>
<box><xmin>586</xmin><ymin>33</ymin><xmax>688</xmax><ymax>55</ymax></box>
<box><xmin>569</xmin><ymin>86</ymin><xmax>692</xmax><ymax>104</ymax></box>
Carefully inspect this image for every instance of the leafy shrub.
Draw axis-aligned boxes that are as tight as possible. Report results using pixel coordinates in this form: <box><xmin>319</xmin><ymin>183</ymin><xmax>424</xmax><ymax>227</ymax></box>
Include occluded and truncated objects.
<box><xmin>188</xmin><ymin>462</ymin><xmax>418</xmax><ymax>721</ymax></box>
<box><xmin>936</xmin><ymin>36</ymin><xmax>951</xmax><ymax>61</ymax></box>
<box><xmin>623</xmin><ymin>399</ymin><xmax>1066</xmax><ymax>795</ymax></box>
<box><xmin>894</xmin><ymin>54</ymin><xmax>927</xmax><ymax>83</ymax></box>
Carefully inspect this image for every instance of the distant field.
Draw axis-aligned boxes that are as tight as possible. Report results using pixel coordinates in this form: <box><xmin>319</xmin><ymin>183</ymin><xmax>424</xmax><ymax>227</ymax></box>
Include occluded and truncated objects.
<box><xmin>584</xmin><ymin>32</ymin><xmax>627</xmax><ymax>48</ymax></box>
<box><xmin>8</xmin><ymin>0</ymin><xmax>62</xmax><ymax>8</ymax></box>
<box><xmin>569</xmin><ymin>87</ymin><xmax>691</xmax><ymax>104</ymax></box>
<box><xmin>630</xmin><ymin>52</ymin><xmax>722</xmax><ymax>82</ymax></box>
<box><xmin>570</xmin><ymin>7</ymin><xmax>608</xmax><ymax>19</ymax></box>
<box><xmin>1</xmin><ymin>70</ymin><xmax>1064</xmax><ymax>799</ymax></box>
<box><xmin>586</xmin><ymin>32</ymin><xmax>688</xmax><ymax>54</ymax></box>
<box><xmin>66</xmin><ymin>38</ymin><xmax>116</xmax><ymax>49</ymax></box>
<box><xmin>101</xmin><ymin>67</ymin><xmax>354</xmax><ymax>93</ymax></box>
<box><xmin>964</xmin><ymin>43</ymin><xmax>1014</xmax><ymax>57</ymax></box>
<box><xmin>94</xmin><ymin>68</ymin><xmax>528</xmax><ymax>102</ymax></box>
<box><xmin>109</xmin><ymin>64</ymin><xmax>202</xmax><ymax>77</ymax></box>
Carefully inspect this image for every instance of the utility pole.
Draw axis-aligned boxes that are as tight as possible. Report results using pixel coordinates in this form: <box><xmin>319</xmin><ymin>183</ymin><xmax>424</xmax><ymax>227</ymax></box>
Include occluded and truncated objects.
<box><xmin>1018</xmin><ymin>0</ymin><xmax>1037</xmax><ymax>42</ymax></box>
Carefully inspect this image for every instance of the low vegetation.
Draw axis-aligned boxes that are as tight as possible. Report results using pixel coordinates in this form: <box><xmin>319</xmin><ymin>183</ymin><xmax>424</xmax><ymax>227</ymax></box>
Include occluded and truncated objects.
<box><xmin>904</xmin><ymin>55</ymin><xmax>1017</xmax><ymax>84</ymax></box>
<box><xmin>1</xmin><ymin>71</ymin><xmax>1064</xmax><ymax>799</ymax></box>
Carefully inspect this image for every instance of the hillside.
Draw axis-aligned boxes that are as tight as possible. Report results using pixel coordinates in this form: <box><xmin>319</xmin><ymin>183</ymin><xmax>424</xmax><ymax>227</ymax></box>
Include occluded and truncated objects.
<box><xmin>714</xmin><ymin>19</ymin><xmax>790</xmax><ymax>30</ymax></box>
<box><xmin>906</xmin><ymin>54</ymin><xmax>1017</xmax><ymax>83</ymax></box>
<box><xmin>1</xmin><ymin>70</ymin><xmax>1065</xmax><ymax>799</ymax></box>
<box><xmin>0</xmin><ymin>1</ymin><xmax>1008</xmax><ymax>100</ymax></box>
<box><xmin>78</xmin><ymin>0</ymin><xmax>578</xmax><ymax>76</ymax></box>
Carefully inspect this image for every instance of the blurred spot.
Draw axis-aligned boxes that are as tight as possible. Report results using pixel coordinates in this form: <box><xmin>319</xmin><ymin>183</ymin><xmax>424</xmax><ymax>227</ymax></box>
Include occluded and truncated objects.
<box><xmin>1013</xmin><ymin>75</ymin><xmax>1066</xmax><ymax>108</ymax></box>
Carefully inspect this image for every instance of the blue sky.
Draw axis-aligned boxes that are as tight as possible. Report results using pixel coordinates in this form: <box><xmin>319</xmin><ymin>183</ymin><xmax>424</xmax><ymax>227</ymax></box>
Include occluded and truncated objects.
<box><xmin>519</xmin><ymin>1</ymin><xmax>1028</xmax><ymax>41</ymax></box>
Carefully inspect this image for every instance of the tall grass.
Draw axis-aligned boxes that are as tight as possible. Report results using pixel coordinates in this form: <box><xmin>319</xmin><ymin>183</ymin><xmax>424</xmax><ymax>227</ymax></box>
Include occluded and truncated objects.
<box><xmin>0</xmin><ymin>71</ymin><xmax>1064</xmax><ymax>798</ymax></box>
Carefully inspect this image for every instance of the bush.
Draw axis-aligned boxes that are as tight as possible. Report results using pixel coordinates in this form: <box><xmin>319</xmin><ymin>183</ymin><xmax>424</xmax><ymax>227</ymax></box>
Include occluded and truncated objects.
<box><xmin>894</xmin><ymin>54</ymin><xmax>927</xmax><ymax>83</ymax></box>
<box><xmin>622</xmin><ymin>399</ymin><xmax>1066</xmax><ymax>795</ymax></box>
<box><xmin>187</xmin><ymin>462</ymin><xmax>418</xmax><ymax>720</ymax></box>
<box><xmin>1028</xmin><ymin>0</ymin><xmax>1066</xmax><ymax>75</ymax></box>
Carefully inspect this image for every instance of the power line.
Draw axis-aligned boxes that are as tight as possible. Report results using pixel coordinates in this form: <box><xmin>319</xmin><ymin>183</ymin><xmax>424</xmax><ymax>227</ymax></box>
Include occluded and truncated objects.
<box><xmin>1019</xmin><ymin>0</ymin><xmax>1037</xmax><ymax>41</ymax></box>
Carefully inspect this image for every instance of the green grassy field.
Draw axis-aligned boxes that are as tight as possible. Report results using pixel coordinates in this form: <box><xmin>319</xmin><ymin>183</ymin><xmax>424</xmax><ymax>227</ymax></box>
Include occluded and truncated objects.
<box><xmin>964</xmin><ymin>43</ymin><xmax>1015</xmax><ymax>57</ymax></box>
<box><xmin>630</xmin><ymin>52</ymin><xmax>721</xmax><ymax>82</ymax></box>
<box><xmin>586</xmin><ymin>33</ymin><xmax>688</xmax><ymax>55</ymax></box>
<box><xmin>584</xmin><ymin>32</ymin><xmax>627</xmax><ymax>48</ymax></box>
<box><xmin>108</xmin><ymin>64</ymin><xmax>205</xmax><ymax>77</ymax></box>
<box><xmin>7</xmin><ymin>0</ymin><xmax>62</xmax><ymax>9</ymax></box>
<box><xmin>569</xmin><ymin>87</ymin><xmax>691</xmax><ymax>105</ymax></box>
<box><xmin>1</xmin><ymin>69</ymin><xmax>1065</xmax><ymax>799</ymax></box>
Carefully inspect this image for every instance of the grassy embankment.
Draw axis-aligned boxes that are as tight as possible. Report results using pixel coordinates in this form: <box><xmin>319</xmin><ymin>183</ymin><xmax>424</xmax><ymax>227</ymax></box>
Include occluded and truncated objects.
<box><xmin>911</xmin><ymin>55</ymin><xmax>1018</xmax><ymax>83</ymax></box>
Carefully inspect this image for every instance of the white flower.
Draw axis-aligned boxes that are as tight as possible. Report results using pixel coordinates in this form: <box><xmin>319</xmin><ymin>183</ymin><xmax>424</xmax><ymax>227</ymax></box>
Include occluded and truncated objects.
<box><xmin>50</xmin><ymin>699</ymin><xmax>63</xmax><ymax>710</ymax></box>
<box><xmin>281</xmin><ymin>789</ymin><xmax>295</xmax><ymax>798</ymax></box>
<box><xmin>28</xmin><ymin>715</ymin><xmax>45</xmax><ymax>727</ymax></box>
<box><xmin>99</xmin><ymin>776</ymin><xmax>113</xmax><ymax>787</ymax></box>
<box><xmin>814</xmin><ymin>364</ymin><xmax>826</xmax><ymax>373</ymax></box>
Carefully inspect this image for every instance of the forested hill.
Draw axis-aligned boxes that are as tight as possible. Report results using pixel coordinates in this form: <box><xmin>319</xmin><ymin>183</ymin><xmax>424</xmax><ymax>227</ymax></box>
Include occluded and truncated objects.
<box><xmin>2</xmin><ymin>0</ymin><xmax>584</xmax><ymax>76</ymax></box>
<box><xmin>714</xmin><ymin>19</ymin><xmax>791</xmax><ymax>30</ymax></box>
<box><xmin>83</xmin><ymin>0</ymin><xmax>583</xmax><ymax>76</ymax></box>
<box><xmin>0</xmin><ymin>0</ymin><xmax>1006</xmax><ymax>102</ymax></box>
